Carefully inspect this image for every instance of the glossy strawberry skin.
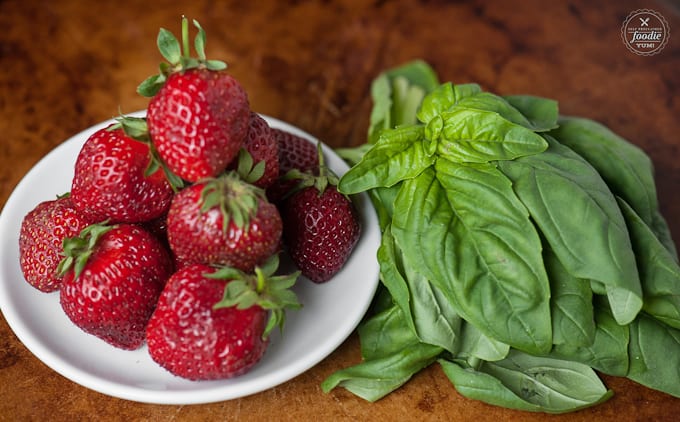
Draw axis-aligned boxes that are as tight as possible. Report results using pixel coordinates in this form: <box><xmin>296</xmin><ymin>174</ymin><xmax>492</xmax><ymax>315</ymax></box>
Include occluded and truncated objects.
<box><xmin>59</xmin><ymin>224</ymin><xmax>173</xmax><ymax>350</ymax></box>
<box><xmin>282</xmin><ymin>186</ymin><xmax>361</xmax><ymax>283</ymax></box>
<box><xmin>147</xmin><ymin>69</ymin><xmax>250</xmax><ymax>182</ymax></box>
<box><xmin>166</xmin><ymin>180</ymin><xmax>282</xmax><ymax>272</ymax></box>
<box><xmin>228</xmin><ymin>112</ymin><xmax>279</xmax><ymax>188</ymax></box>
<box><xmin>70</xmin><ymin>125</ymin><xmax>174</xmax><ymax>224</ymax></box>
<box><xmin>146</xmin><ymin>264</ymin><xmax>269</xmax><ymax>380</ymax></box>
<box><xmin>19</xmin><ymin>197</ymin><xmax>93</xmax><ymax>292</ymax></box>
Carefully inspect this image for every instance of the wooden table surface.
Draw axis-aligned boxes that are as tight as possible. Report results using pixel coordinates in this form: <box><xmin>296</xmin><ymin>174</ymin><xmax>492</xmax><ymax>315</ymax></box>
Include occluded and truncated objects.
<box><xmin>1</xmin><ymin>0</ymin><xmax>679</xmax><ymax>420</ymax></box>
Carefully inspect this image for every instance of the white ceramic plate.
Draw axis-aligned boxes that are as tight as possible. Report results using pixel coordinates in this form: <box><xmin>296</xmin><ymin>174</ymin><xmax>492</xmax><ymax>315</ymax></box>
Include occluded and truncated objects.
<box><xmin>0</xmin><ymin>112</ymin><xmax>380</xmax><ymax>404</ymax></box>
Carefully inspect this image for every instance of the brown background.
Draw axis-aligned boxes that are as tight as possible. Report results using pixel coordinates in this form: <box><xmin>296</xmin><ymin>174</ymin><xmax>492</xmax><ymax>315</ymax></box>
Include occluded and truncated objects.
<box><xmin>1</xmin><ymin>0</ymin><xmax>679</xmax><ymax>420</ymax></box>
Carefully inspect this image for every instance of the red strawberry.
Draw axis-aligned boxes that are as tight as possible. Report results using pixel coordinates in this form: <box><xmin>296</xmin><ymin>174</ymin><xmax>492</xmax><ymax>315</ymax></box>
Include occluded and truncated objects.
<box><xmin>267</xmin><ymin>129</ymin><xmax>320</xmax><ymax>203</ymax></box>
<box><xmin>280</xmin><ymin>150</ymin><xmax>361</xmax><ymax>283</ymax></box>
<box><xmin>19</xmin><ymin>196</ymin><xmax>94</xmax><ymax>292</ymax></box>
<box><xmin>273</xmin><ymin>128</ymin><xmax>319</xmax><ymax>175</ymax></box>
<box><xmin>59</xmin><ymin>222</ymin><xmax>173</xmax><ymax>350</ymax></box>
<box><xmin>227</xmin><ymin>112</ymin><xmax>279</xmax><ymax>189</ymax></box>
<box><xmin>146</xmin><ymin>256</ymin><xmax>300</xmax><ymax>380</ymax></box>
<box><xmin>147</xmin><ymin>70</ymin><xmax>249</xmax><ymax>182</ymax></box>
<box><xmin>166</xmin><ymin>172</ymin><xmax>282</xmax><ymax>272</ymax></box>
<box><xmin>70</xmin><ymin>123</ymin><xmax>174</xmax><ymax>223</ymax></box>
<box><xmin>141</xmin><ymin>18</ymin><xmax>249</xmax><ymax>182</ymax></box>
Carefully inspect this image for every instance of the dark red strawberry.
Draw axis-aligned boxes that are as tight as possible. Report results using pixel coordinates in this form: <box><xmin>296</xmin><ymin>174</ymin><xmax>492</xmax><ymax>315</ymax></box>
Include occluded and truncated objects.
<box><xmin>267</xmin><ymin>129</ymin><xmax>320</xmax><ymax>203</ymax></box>
<box><xmin>141</xmin><ymin>18</ymin><xmax>250</xmax><ymax>182</ymax></box>
<box><xmin>59</xmin><ymin>222</ymin><xmax>173</xmax><ymax>350</ymax></box>
<box><xmin>280</xmin><ymin>150</ymin><xmax>361</xmax><ymax>283</ymax></box>
<box><xmin>19</xmin><ymin>195</ymin><xmax>94</xmax><ymax>292</ymax></box>
<box><xmin>227</xmin><ymin>112</ymin><xmax>279</xmax><ymax>189</ymax></box>
<box><xmin>70</xmin><ymin>123</ymin><xmax>174</xmax><ymax>223</ymax></box>
<box><xmin>166</xmin><ymin>172</ymin><xmax>282</xmax><ymax>272</ymax></box>
<box><xmin>273</xmin><ymin>128</ymin><xmax>319</xmax><ymax>175</ymax></box>
<box><xmin>146</xmin><ymin>255</ymin><xmax>301</xmax><ymax>380</ymax></box>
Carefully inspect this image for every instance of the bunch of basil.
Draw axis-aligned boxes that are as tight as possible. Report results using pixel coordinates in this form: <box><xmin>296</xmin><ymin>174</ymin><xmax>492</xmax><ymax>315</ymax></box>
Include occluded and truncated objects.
<box><xmin>322</xmin><ymin>61</ymin><xmax>680</xmax><ymax>414</ymax></box>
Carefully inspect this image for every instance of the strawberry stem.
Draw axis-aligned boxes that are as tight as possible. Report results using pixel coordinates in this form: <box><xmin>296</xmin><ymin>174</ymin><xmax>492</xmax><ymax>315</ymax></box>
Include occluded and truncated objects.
<box><xmin>181</xmin><ymin>16</ymin><xmax>190</xmax><ymax>59</ymax></box>
<box><xmin>255</xmin><ymin>267</ymin><xmax>266</xmax><ymax>293</ymax></box>
<box><xmin>137</xmin><ymin>17</ymin><xmax>226</xmax><ymax>97</ymax></box>
<box><xmin>317</xmin><ymin>142</ymin><xmax>326</xmax><ymax>168</ymax></box>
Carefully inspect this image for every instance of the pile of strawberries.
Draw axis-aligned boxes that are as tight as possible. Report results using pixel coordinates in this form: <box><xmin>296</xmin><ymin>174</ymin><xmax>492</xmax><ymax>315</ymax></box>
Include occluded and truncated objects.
<box><xmin>17</xmin><ymin>18</ymin><xmax>361</xmax><ymax>381</ymax></box>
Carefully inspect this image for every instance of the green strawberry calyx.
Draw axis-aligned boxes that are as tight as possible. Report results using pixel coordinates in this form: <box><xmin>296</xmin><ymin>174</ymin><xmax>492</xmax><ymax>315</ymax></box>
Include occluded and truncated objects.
<box><xmin>282</xmin><ymin>142</ymin><xmax>340</xmax><ymax>198</ymax></box>
<box><xmin>137</xmin><ymin>16</ymin><xmax>227</xmax><ymax>98</ymax></box>
<box><xmin>57</xmin><ymin>221</ymin><xmax>114</xmax><ymax>279</ymax></box>
<box><xmin>206</xmin><ymin>254</ymin><xmax>302</xmax><ymax>338</ymax></box>
<box><xmin>233</xmin><ymin>148</ymin><xmax>266</xmax><ymax>185</ymax></box>
<box><xmin>109</xmin><ymin>114</ymin><xmax>185</xmax><ymax>191</ymax></box>
<box><xmin>200</xmin><ymin>172</ymin><xmax>267</xmax><ymax>233</ymax></box>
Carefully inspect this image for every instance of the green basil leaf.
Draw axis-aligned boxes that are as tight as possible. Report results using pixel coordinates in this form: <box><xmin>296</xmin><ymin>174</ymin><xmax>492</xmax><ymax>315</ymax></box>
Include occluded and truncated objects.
<box><xmin>335</xmin><ymin>143</ymin><xmax>372</xmax><ymax>167</ymax></box>
<box><xmin>590</xmin><ymin>280</ymin><xmax>607</xmax><ymax>295</ymax></box>
<box><xmin>497</xmin><ymin>136</ymin><xmax>643</xmax><ymax>325</ymax></box>
<box><xmin>437</xmin><ymin>107</ymin><xmax>548</xmax><ymax>163</ymax></box>
<box><xmin>387</xmin><ymin>60</ymin><xmax>439</xmax><ymax>92</ymax></box>
<box><xmin>550</xmin><ymin>116</ymin><xmax>678</xmax><ymax>259</ymax></box>
<box><xmin>321</xmin><ymin>338</ymin><xmax>442</xmax><ymax>401</ymax></box>
<box><xmin>551</xmin><ymin>300</ymin><xmax>629</xmax><ymax>376</ymax></box>
<box><xmin>324</xmin><ymin>300</ymin><xmax>443</xmax><ymax>401</ymax></box>
<box><xmin>456</xmin><ymin>92</ymin><xmax>534</xmax><ymax>129</ymax></box>
<box><xmin>651</xmin><ymin>212</ymin><xmax>678</xmax><ymax>260</ymax></box>
<box><xmin>544</xmin><ymin>246</ymin><xmax>596</xmax><ymax>347</ymax></box>
<box><xmin>416</xmin><ymin>82</ymin><xmax>456</xmax><ymax>124</ymax></box>
<box><xmin>385</xmin><ymin>59</ymin><xmax>440</xmax><ymax>92</ymax></box>
<box><xmin>628</xmin><ymin>313</ymin><xmax>680</xmax><ymax>398</ymax></box>
<box><xmin>378</xmin><ymin>228</ymin><xmax>462</xmax><ymax>353</ymax></box>
<box><xmin>416</xmin><ymin>82</ymin><xmax>483</xmax><ymax>126</ymax></box>
<box><xmin>392</xmin><ymin>162</ymin><xmax>552</xmax><ymax>354</ymax></box>
<box><xmin>504</xmin><ymin>95</ymin><xmax>559</xmax><ymax>132</ymax></box>
<box><xmin>478</xmin><ymin>350</ymin><xmax>613</xmax><ymax>413</ymax></box>
<box><xmin>453</xmin><ymin>83</ymin><xmax>483</xmax><ymax>101</ymax></box>
<box><xmin>369</xmin><ymin>184</ymin><xmax>401</xmax><ymax>230</ymax></box>
<box><xmin>377</xmin><ymin>228</ymin><xmax>415</xmax><ymax>334</ymax></box>
<box><xmin>338</xmin><ymin>125</ymin><xmax>433</xmax><ymax>194</ymax></box>
<box><xmin>403</xmin><ymin>246</ymin><xmax>462</xmax><ymax>354</ymax></box>
<box><xmin>440</xmin><ymin>352</ymin><xmax>613</xmax><ymax>414</ymax></box>
<box><xmin>618</xmin><ymin>197</ymin><xmax>680</xmax><ymax>328</ymax></box>
<box><xmin>458</xmin><ymin>322</ymin><xmax>510</xmax><ymax>362</ymax></box>
<box><xmin>367</xmin><ymin>74</ymin><xmax>392</xmax><ymax>144</ymax></box>
<box><xmin>392</xmin><ymin>76</ymin><xmax>426</xmax><ymax>129</ymax></box>
<box><xmin>550</xmin><ymin>116</ymin><xmax>657</xmax><ymax>222</ymax></box>
<box><xmin>357</xmin><ymin>301</ymin><xmax>421</xmax><ymax>360</ymax></box>
<box><xmin>367</xmin><ymin>60</ymin><xmax>439</xmax><ymax>143</ymax></box>
<box><xmin>439</xmin><ymin>358</ymin><xmax>543</xmax><ymax>412</ymax></box>
<box><xmin>369</xmin><ymin>284</ymin><xmax>396</xmax><ymax>315</ymax></box>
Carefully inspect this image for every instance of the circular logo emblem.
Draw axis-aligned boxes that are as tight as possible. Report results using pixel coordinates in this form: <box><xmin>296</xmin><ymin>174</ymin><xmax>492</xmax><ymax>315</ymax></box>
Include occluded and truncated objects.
<box><xmin>621</xmin><ymin>9</ymin><xmax>670</xmax><ymax>56</ymax></box>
